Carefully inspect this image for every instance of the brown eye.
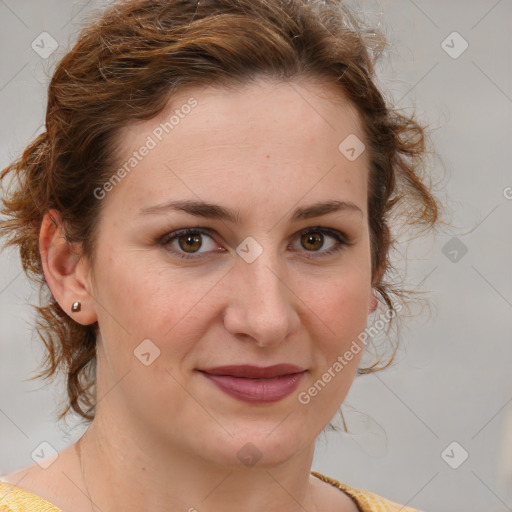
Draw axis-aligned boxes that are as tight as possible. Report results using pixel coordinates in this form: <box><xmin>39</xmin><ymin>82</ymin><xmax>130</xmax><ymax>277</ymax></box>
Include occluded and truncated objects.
<box><xmin>300</xmin><ymin>232</ymin><xmax>324</xmax><ymax>251</ymax></box>
<box><xmin>160</xmin><ymin>228</ymin><xmax>220</xmax><ymax>259</ymax></box>
<box><xmin>178</xmin><ymin>234</ymin><xmax>202</xmax><ymax>253</ymax></box>
<box><xmin>291</xmin><ymin>227</ymin><xmax>349</xmax><ymax>258</ymax></box>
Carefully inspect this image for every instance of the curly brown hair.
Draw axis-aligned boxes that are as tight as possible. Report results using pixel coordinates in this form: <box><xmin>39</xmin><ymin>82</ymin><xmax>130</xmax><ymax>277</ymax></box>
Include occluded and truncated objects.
<box><xmin>0</xmin><ymin>0</ymin><xmax>439</xmax><ymax>421</ymax></box>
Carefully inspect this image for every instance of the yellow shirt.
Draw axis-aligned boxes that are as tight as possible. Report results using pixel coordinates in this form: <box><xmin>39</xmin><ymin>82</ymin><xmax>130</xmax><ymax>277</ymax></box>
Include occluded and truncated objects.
<box><xmin>0</xmin><ymin>471</ymin><xmax>419</xmax><ymax>512</ymax></box>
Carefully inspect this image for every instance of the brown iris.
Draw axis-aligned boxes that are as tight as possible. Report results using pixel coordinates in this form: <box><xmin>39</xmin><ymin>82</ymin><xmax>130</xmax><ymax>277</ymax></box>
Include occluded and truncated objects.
<box><xmin>301</xmin><ymin>232</ymin><xmax>324</xmax><ymax>251</ymax></box>
<box><xmin>178</xmin><ymin>234</ymin><xmax>202</xmax><ymax>253</ymax></box>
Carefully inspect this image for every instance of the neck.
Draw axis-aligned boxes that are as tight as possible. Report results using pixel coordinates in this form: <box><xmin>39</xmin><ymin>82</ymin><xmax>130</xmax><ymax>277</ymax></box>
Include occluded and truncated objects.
<box><xmin>76</xmin><ymin>405</ymin><xmax>320</xmax><ymax>512</ymax></box>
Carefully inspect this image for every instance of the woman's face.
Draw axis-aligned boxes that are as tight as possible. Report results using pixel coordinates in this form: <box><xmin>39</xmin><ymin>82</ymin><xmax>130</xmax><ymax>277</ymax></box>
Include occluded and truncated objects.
<box><xmin>86</xmin><ymin>78</ymin><xmax>374</xmax><ymax>467</ymax></box>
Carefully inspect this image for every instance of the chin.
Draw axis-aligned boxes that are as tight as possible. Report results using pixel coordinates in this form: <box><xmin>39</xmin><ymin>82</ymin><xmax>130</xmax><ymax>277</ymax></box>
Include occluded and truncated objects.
<box><xmin>199</xmin><ymin>422</ymin><xmax>310</xmax><ymax>471</ymax></box>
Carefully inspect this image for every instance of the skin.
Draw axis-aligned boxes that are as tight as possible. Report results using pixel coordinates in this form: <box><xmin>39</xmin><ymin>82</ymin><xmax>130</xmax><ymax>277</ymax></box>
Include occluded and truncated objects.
<box><xmin>6</xmin><ymin>78</ymin><xmax>379</xmax><ymax>512</ymax></box>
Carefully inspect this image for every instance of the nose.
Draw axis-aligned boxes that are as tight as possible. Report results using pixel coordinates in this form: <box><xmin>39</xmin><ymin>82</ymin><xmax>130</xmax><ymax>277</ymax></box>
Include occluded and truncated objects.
<box><xmin>222</xmin><ymin>251</ymin><xmax>300</xmax><ymax>348</ymax></box>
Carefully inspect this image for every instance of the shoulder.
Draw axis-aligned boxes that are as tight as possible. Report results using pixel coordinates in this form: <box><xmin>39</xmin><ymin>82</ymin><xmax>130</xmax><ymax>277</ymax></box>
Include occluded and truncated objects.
<box><xmin>0</xmin><ymin>480</ymin><xmax>62</xmax><ymax>512</ymax></box>
<box><xmin>0</xmin><ymin>444</ymin><xmax>85</xmax><ymax>512</ymax></box>
<box><xmin>311</xmin><ymin>471</ymin><xmax>421</xmax><ymax>512</ymax></box>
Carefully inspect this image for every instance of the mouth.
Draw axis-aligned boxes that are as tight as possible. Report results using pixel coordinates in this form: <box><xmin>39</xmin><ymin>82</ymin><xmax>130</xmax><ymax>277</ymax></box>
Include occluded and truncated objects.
<box><xmin>197</xmin><ymin>364</ymin><xmax>307</xmax><ymax>403</ymax></box>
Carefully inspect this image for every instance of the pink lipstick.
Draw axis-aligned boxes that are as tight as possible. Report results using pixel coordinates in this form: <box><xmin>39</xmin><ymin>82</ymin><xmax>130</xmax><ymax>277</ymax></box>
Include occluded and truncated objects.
<box><xmin>198</xmin><ymin>364</ymin><xmax>306</xmax><ymax>403</ymax></box>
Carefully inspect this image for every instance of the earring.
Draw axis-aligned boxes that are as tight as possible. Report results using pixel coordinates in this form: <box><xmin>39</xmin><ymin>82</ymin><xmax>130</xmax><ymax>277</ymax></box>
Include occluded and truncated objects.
<box><xmin>71</xmin><ymin>301</ymin><xmax>81</xmax><ymax>313</ymax></box>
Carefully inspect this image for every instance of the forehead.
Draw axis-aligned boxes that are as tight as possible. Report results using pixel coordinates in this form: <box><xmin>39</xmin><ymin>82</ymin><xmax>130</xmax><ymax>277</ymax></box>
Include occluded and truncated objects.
<box><xmin>104</xmin><ymin>78</ymin><xmax>369</xmax><ymax>220</ymax></box>
<box><xmin>116</xmin><ymin>77</ymin><xmax>365</xmax><ymax>146</ymax></box>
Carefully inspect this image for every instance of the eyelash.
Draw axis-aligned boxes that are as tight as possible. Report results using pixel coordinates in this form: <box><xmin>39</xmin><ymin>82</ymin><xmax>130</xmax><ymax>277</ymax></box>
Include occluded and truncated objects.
<box><xmin>159</xmin><ymin>226</ymin><xmax>352</xmax><ymax>261</ymax></box>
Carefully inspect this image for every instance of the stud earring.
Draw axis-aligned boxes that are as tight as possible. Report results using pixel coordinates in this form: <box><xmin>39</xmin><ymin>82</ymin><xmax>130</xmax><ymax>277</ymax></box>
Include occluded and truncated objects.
<box><xmin>71</xmin><ymin>301</ymin><xmax>81</xmax><ymax>313</ymax></box>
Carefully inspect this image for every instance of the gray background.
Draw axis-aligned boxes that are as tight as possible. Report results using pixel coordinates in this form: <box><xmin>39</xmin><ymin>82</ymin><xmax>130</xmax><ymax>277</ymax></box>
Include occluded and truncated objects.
<box><xmin>1</xmin><ymin>1</ymin><xmax>511</xmax><ymax>511</ymax></box>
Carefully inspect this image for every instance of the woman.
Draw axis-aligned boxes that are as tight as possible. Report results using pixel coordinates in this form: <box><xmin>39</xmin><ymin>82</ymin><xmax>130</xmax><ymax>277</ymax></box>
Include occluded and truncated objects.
<box><xmin>0</xmin><ymin>0</ymin><xmax>439</xmax><ymax>510</ymax></box>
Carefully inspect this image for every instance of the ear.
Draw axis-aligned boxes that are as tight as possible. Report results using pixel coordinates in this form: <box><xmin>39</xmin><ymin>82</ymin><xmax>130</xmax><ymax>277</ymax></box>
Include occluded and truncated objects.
<box><xmin>39</xmin><ymin>210</ymin><xmax>97</xmax><ymax>325</ymax></box>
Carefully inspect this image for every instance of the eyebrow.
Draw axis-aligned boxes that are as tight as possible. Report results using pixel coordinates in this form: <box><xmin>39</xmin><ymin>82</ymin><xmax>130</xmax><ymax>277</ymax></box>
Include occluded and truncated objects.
<box><xmin>137</xmin><ymin>199</ymin><xmax>363</xmax><ymax>222</ymax></box>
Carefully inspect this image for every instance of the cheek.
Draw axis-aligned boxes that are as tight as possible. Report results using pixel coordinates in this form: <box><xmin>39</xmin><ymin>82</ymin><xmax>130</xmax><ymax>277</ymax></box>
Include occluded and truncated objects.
<box><xmin>303</xmin><ymin>251</ymin><xmax>372</xmax><ymax>328</ymax></box>
<box><xmin>91</xmin><ymin>245</ymin><xmax>220</xmax><ymax>361</ymax></box>
<box><xmin>300</xmin><ymin>251</ymin><xmax>372</xmax><ymax>375</ymax></box>
<box><xmin>310</xmin><ymin>279</ymin><xmax>369</xmax><ymax>365</ymax></box>
<box><xmin>297</xmin><ymin>273</ymin><xmax>370</xmax><ymax>420</ymax></box>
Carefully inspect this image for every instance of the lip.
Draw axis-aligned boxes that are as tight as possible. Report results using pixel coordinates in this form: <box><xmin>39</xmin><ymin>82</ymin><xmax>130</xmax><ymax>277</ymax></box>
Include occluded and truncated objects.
<box><xmin>200</xmin><ymin>364</ymin><xmax>305</xmax><ymax>378</ymax></box>
<box><xmin>198</xmin><ymin>364</ymin><xmax>307</xmax><ymax>403</ymax></box>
